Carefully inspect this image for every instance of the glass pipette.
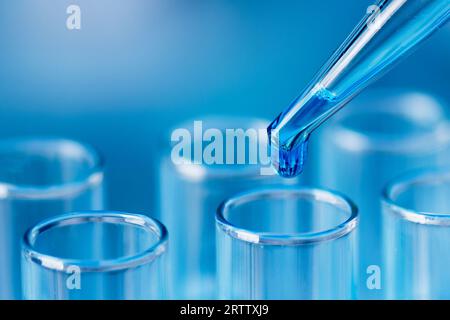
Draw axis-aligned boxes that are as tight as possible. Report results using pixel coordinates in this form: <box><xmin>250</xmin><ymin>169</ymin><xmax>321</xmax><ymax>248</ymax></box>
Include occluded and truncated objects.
<box><xmin>268</xmin><ymin>0</ymin><xmax>449</xmax><ymax>177</ymax></box>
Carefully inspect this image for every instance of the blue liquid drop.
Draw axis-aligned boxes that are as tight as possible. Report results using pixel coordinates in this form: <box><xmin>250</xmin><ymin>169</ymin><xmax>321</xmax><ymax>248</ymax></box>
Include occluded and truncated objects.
<box><xmin>268</xmin><ymin>87</ymin><xmax>335</xmax><ymax>178</ymax></box>
<box><xmin>270</xmin><ymin>137</ymin><xmax>309</xmax><ymax>178</ymax></box>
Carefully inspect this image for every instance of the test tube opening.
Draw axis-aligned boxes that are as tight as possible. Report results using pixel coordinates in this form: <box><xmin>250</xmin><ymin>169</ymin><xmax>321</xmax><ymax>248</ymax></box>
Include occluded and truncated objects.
<box><xmin>22</xmin><ymin>211</ymin><xmax>168</xmax><ymax>272</ymax></box>
<box><xmin>166</xmin><ymin>116</ymin><xmax>276</xmax><ymax>181</ymax></box>
<box><xmin>382</xmin><ymin>168</ymin><xmax>450</xmax><ymax>299</ymax></box>
<box><xmin>329</xmin><ymin>90</ymin><xmax>450</xmax><ymax>153</ymax></box>
<box><xmin>0</xmin><ymin>138</ymin><xmax>104</xmax><ymax>199</ymax></box>
<box><xmin>217</xmin><ymin>187</ymin><xmax>358</xmax><ymax>245</ymax></box>
<box><xmin>383</xmin><ymin>168</ymin><xmax>450</xmax><ymax>225</ymax></box>
<box><xmin>216</xmin><ymin>187</ymin><xmax>358</xmax><ymax>299</ymax></box>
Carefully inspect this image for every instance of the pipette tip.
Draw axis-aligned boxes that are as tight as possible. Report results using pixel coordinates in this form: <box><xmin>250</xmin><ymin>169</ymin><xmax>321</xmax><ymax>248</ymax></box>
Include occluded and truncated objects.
<box><xmin>267</xmin><ymin>119</ymin><xmax>309</xmax><ymax>178</ymax></box>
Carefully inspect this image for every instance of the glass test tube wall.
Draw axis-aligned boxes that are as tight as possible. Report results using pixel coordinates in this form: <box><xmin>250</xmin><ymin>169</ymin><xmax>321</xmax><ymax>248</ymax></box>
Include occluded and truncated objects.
<box><xmin>383</xmin><ymin>169</ymin><xmax>450</xmax><ymax>299</ymax></box>
<box><xmin>216</xmin><ymin>187</ymin><xmax>358</xmax><ymax>299</ymax></box>
<box><xmin>159</xmin><ymin>117</ymin><xmax>296</xmax><ymax>299</ymax></box>
<box><xmin>0</xmin><ymin>138</ymin><xmax>104</xmax><ymax>299</ymax></box>
<box><xmin>22</xmin><ymin>212</ymin><xmax>168</xmax><ymax>300</ymax></box>
<box><xmin>315</xmin><ymin>89</ymin><xmax>450</xmax><ymax>299</ymax></box>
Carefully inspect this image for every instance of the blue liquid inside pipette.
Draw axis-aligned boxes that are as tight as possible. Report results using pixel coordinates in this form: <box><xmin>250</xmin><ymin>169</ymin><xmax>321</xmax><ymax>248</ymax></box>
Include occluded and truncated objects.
<box><xmin>267</xmin><ymin>0</ymin><xmax>449</xmax><ymax>178</ymax></box>
<box><xmin>267</xmin><ymin>136</ymin><xmax>309</xmax><ymax>178</ymax></box>
<box><xmin>268</xmin><ymin>87</ymin><xmax>336</xmax><ymax>178</ymax></box>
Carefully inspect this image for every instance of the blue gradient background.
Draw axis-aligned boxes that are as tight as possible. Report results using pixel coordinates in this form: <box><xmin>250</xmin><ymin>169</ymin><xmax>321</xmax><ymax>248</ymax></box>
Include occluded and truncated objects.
<box><xmin>0</xmin><ymin>0</ymin><xmax>448</xmax><ymax>214</ymax></box>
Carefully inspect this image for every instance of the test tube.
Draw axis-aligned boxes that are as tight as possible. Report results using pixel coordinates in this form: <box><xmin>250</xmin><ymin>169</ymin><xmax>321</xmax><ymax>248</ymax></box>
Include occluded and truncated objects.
<box><xmin>22</xmin><ymin>211</ymin><xmax>168</xmax><ymax>300</ymax></box>
<box><xmin>316</xmin><ymin>89</ymin><xmax>450</xmax><ymax>299</ymax></box>
<box><xmin>159</xmin><ymin>116</ymin><xmax>295</xmax><ymax>299</ymax></box>
<box><xmin>216</xmin><ymin>187</ymin><xmax>358</xmax><ymax>299</ymax></box>
<box><xmin>383</xmin><ymin>169</ymin><xmax>450</xmax><ymax>299</ymax></box>
<box><xmin>0</xmin><ymin>138</ymin><xmax>104</xmax><ymax>299</ymax></box>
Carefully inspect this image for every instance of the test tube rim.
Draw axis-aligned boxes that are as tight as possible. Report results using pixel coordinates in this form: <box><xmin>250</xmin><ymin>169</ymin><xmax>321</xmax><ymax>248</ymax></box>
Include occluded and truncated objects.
<box><xmin>216</xmin><ymin>186</ymin><xmax>358</xmax><ymax>245</ymax></box>
<box><xmin>0</xmin><ymin>137</ymin><xmax>104</xmax><ymax>200</ymax></box>
<box><xmin>164</xmin><ymin>115</ymin><xmax>276</xmax><ymax>181</ymax></box>
<box><xmin>382</xmin><ymin>167</ymin><xmax>450</xmax><ymax>226</ymax></box>
<box><xmin>22</xmin><ymin>211</ymin><xmax>168</xmax><ymax>273</ymax></box>
<box><xmin>326</xmin><ymin>89</ymin><xmax>450</xmax><ymax>154</ymax></box>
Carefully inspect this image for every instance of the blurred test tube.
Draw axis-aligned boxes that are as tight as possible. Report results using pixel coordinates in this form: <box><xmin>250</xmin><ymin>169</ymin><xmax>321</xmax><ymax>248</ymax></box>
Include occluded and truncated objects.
<box><xmin>315</xmin><ymin>89</ymin><xmax>450</xmax><ymax>299</ymax></box>
<box><xmin>383</xmin><ymin>168</ymin><xmax>450</xmax><ymax>299</ymax></box>
<box><xmin>0</xmin><ymin>138</ymin><xmax>104</xmax><ymax>299</ymax></box>
<box><xmin>159</xmin><ymin>116</ymin><xmax>296</xmax><ymax>299</ymax></box>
